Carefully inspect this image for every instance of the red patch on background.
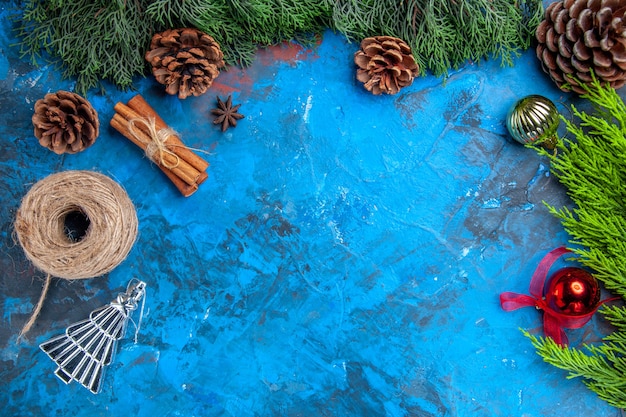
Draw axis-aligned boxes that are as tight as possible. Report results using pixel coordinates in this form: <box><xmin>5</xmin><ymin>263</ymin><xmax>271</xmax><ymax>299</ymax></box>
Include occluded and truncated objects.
<box><xmin>258</xmin><ymin>41</ymin><xmax>311</xmax><ymax>65</ymax></box>
<box><xmin>211</xmin><ymin>69</ymin><xmax>254</xmax><ymax>95</ymax></box>
<box><xmin>208</xmin><ymin>39</ymin><xmax>321</xmax><ymax>97</ymax></box>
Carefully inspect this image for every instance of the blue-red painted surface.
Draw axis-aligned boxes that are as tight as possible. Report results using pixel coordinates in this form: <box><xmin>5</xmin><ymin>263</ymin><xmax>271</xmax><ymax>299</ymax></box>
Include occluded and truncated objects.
<box><xmin>0</xmin><ymin>2</ymin><xmax>622</xmax><ymax>416</ymax></box>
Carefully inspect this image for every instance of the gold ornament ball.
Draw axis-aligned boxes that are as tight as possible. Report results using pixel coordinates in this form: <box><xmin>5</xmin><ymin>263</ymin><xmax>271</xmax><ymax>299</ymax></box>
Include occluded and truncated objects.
<box><xmin>506</xmin><ymin>95</ymin><xmax>560</xmax><ymax>148</ymax></box>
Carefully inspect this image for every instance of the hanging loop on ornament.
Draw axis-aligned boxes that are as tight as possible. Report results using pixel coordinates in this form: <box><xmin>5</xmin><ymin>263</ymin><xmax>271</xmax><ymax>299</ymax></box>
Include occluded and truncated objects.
<box><xmin>500</xmin><ymin>247</ymin><xmax>619</xmax><ymax>346</ymax></box>
<box><xmin>121</xmin><ymin>278</ymin><xmax>147</xmax><ymax>343</ymax></box>
<box><xmin>506</xmin><ymin>95</ymin><xmax>560</xmax><ymax>151</ymax></box>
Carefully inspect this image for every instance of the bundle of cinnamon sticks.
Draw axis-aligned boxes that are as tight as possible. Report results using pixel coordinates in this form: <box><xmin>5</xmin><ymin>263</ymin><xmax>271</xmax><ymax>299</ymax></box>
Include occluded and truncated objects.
<box><xmin>110</xmin><ymin>94</ymin><xmax>209</xmax><ymax>197</ymax></box>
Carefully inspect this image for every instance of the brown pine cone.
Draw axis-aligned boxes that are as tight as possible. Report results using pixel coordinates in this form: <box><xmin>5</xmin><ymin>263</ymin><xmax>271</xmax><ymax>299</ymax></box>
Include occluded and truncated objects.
<box><xmin>536</xmin><ymin>0</ymin><xmax>626</xmax><ymax>94</ymax></box>
<box><xmin>354</xmin><ymin>36</ymin><xmax>420</xmax><ymax>95</ymax></box>
<box><xmin>145</xmin><ymin>28</ymin><xmax>225</xmax><ymax>99</ymax></box>
<box><xmin>32</xmin><ymin>91</ymin><xmax>99</xmax><ymax>154</ymax></box>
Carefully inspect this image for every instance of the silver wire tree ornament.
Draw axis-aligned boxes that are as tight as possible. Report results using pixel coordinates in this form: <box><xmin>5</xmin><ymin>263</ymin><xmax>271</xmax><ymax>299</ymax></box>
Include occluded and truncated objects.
<box><xmin>40</xmin><ymin>280</ymin><xmax>147</xmax><ymax>394</ymax></box>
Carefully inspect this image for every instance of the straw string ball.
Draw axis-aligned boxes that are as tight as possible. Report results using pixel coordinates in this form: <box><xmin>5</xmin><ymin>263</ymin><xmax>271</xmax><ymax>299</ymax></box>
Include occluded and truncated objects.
<box><xmin>14</xmin><ymin>170</ymin><xmax>138</xmax><ymax>337</ymax></box>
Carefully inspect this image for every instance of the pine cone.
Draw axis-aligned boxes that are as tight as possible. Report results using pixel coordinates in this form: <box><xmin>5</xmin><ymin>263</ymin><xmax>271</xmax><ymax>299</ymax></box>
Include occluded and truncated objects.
<box><xmin>32</xmin><ymin>91</ymin><xmax>99</xmax><ymax>154</ymax></box>
<box><xmin>536</xmin><ymin>0</ymin><xmax>626</xmax><ymax>94</ymax></box>
<box><xmin>145</xmin><ymin>28</ymin><xmax>225</xmax><ymax>99</ymax></box>
<box><xmin>354</xmin><ymin>36</ymin><xmax>420</xmax><ymax>95</ymax></box>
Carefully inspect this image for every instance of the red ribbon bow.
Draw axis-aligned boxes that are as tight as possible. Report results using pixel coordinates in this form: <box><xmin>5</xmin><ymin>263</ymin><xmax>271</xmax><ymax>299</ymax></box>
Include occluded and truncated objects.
<box><xmin>500</xmin><ymin>247</ymin><xmax>617</xmax><ymax>346</ymax></box>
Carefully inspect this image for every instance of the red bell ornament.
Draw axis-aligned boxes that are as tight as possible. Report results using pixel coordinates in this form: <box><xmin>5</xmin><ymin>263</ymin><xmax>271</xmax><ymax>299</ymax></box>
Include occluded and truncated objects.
<box><xmin>545</xmin><ymin>267</ymin><xmax>600</xmax><ymax>316</ymax></box>
<box><xmin>500</xmin><ymin>247</ymin><xmax>618</xmax><ymax>346</ymax></box>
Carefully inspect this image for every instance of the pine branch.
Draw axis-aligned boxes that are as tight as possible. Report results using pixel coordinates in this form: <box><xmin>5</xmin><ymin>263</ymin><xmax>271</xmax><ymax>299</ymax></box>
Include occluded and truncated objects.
<box><xmin>14</xmin><ymin>0</ymin><xmax>156</xmax><ymax>95</ymax></box>
<box><xmin>330</xmin><ymin>0</ymin><xmax>543</xmax><ymax>76</ymax></box>
<box><xmin>148</xmin><ymin>0</ymin><xmax>331</xmax><ymax>67</ymax></box>
<box><xmin>525</xmin><ymin>332</ymin><xmax>626</xmax><ymax>407</ymax></box>
<box><xmin>13</xmin><ymin>0</ymin><xmax>542</xmax><ymax>94</ymax></box>
<box><xmin>602</xmin><ymin>305</ymin><xmax>626</xmax><ymax>332</ymax></box>
<box><xmin>529</xmin><ymin>76</ymin><xmax>626</xmax><ymax>409</ymax></box>
<box><xmin>538</xmin><ymin>79</ymin><xmax>626</xmax><ymax>298</ymax></box>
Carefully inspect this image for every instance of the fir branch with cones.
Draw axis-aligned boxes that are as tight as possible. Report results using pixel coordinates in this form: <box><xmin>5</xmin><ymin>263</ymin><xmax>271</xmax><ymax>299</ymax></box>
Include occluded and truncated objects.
<box><xmin>14</xmin><ymin>0</ymin><xmax>544</xmax><ymax>94</ymax></box>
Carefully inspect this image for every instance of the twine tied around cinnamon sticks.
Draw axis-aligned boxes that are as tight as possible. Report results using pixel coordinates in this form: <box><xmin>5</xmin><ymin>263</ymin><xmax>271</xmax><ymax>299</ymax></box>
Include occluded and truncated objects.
<box><xmin>111</xmin><ymin>95</ymin><xmax>209</xmax><ymax>197</ymax></box>
<box><xmin>128</xmin><ymin>117</ymin><xmax>180</xmax><ymax>170</ymax></box>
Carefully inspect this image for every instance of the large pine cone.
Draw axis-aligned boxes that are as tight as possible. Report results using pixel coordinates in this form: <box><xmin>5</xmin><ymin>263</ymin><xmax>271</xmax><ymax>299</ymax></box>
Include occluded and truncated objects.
<box><xmin>536</xmin><ymin>0</ymin><xmax>626</xmax><ymax>94</ymax></box>
<box><xmin>146</xmin><ymin>28</ymin><xmax>225</xmax><ymax>99</ymax></box>
<box><xmin>354</xmin><ymin>36</ymin><xmax>420</xmax><ymax>95</ymax></box>
<box><xmin>32</xmin><ymin>91</ymin><xmax>99</xmax><ymax>154</ymax></box>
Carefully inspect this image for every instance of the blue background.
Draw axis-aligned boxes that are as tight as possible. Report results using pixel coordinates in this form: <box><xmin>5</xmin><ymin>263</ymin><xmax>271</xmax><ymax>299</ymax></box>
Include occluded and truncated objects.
<box><xmin>0</xmin><ymin>2</ymin><xmax>623</xmax><ymax>416</ymax></box>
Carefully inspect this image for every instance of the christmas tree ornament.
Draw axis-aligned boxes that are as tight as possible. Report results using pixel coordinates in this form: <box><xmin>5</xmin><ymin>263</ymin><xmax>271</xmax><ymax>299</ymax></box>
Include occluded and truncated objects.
<box><xmin>354</xmin><ymin>36</ymin><xmax>420</xmax><ymax>95</ymax></box>
<box><xmin>500</xmin><ymin>247</ymin><xmax>618</xmax><ymax>346</ymax></box>
<box><xmin>536</xmin><ymin>0</ymin><xmax>626</xmax><ymax>94</ymax></box>
<box><xmin>145</xmin><ymin>28</ymin><xmax>225</xmax><ymax>99</ymax></box>
<box><xmin>506</xmin><ymin>95</ymin><xmax>560</xmax><ymax>148</ymax></box>
<box><xmin>32</xmin><ymin>91</ymin><xmax>99</xmax><ymax>154</ymax></box>
<box><xmin>546</xmin><ymin>267</ymin><xmax>601</xmax><ymax>316</ymax></box>
<box><xmin>40</xmin><ymin>280</ymin><xmax>147</xmax><ymax>394</ymax></box>
<box><xmin>211</xmin><ymin>95</ymin><xmax>245</xmax><ymax>132</ymax></box>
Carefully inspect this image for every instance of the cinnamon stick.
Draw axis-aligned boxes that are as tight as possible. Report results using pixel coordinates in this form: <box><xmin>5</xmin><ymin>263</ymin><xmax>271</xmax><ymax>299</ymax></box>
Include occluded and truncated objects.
<box><xmin>127</xmin><ymin>95</ymin><xmax>210</xmax><ymax>172</ymax></box>
<box><xmin>197</xmin><ymin>171</ymin><xmax>209</xmax><ymax>185</ymax></box>
<box><xmin>110</xmin><ymin>113</ymin><xmax>201</xmax><ymax>191</ymax></box>
<box><xmin>110</xmin><ymin>114</ymin><xmax>197</xmax><ymax>197</ymax></box>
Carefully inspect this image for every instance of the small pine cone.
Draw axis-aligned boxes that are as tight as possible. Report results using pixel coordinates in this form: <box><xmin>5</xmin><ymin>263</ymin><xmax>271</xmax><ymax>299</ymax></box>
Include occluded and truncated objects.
<box><xmin>32</xmin><ymin>91</ymin><xmax>99</xmax><ymax>154</ymax></box>
<box><xmin>145</xmin><ymin>28</ymin><xmax>225</xmax><ymax>99</ymax></box>
<box><xmin>354</xmin><ymin>36</ymin><xmax>420</xmax><ymax>95</ymax></box>
<box><xmin>536</xmin><ymin>0</ymin><xmax>626</xmax><ymax>94</ymax></box>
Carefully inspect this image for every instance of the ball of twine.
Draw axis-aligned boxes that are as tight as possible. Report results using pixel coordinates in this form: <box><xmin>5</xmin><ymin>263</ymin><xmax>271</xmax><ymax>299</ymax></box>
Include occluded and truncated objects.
<box><xmin>14</xmin><ymin>170</ymin><xmax>138</xmax><ymax>338</ymax></box>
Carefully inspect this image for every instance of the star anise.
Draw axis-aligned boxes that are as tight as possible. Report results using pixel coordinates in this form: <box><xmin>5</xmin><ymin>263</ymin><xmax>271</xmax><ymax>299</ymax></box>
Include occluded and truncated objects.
<box><xmin>211</xmin><ymin>95</ymin><xmax>244</xmax><ymax>132</ymax></box>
